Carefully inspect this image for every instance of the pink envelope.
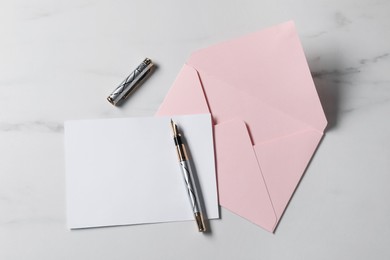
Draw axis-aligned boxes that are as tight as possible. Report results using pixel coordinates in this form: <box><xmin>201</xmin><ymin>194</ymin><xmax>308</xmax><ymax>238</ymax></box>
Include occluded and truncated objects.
<box><xmin>156</xmin><ymin>21</ymin><xmax>327</xmax><ymax>232</ymax></box>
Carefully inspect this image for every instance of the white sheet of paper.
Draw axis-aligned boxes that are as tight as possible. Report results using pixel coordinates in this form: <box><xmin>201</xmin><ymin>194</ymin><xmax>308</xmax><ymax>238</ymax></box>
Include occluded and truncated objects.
<box><xmin>65</xmin><ymin>114</ymin><xmax>218</xmax><ymax>229</ymax></box>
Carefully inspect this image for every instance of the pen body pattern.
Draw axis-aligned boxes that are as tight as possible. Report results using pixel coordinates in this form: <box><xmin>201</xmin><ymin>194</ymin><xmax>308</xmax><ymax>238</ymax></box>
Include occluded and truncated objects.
<box><xmin>171</xmin><ymin>119</ymin><xmax>206</xmax><ymax>232</ymax></box>
<box><xmin>180</xmin><ymin>160</ymin><xmax>200</xmax><ymax>213</ymax></box>
<box><xmin>107</xmin><ymin>58</ymin><xmax>153</xmax><ymax>105</ymax></box>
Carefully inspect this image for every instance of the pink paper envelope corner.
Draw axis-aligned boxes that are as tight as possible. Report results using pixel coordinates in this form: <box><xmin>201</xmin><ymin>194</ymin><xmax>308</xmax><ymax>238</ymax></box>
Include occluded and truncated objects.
<box><xmin>214</xmin><ymin>119</ymin><xmax>278</xmax><ymax>232</ymax></box>
<box><xmin>156</xmin><ymin>64</ymin><xmax>210</xmax><ymax>117</ymax></box>
<box><xmin>157</xmin><ymin>21</ymin><xmax>327</xmax><ymax>232</ymax></box>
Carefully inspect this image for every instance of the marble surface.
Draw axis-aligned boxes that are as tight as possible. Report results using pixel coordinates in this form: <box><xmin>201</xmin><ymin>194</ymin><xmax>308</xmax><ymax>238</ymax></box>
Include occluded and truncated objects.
<box><xmin>1</xmin><ymin>0</ymin><xmax>389</xmax><ymax>259</ymax></box>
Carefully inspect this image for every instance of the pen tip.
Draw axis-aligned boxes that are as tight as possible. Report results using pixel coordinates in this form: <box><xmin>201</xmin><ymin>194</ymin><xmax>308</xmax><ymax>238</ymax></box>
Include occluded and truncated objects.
<box><xmin>170</xmin><ymin>119</ymin><xmax>178</xmax><ymax>136</ymax></box>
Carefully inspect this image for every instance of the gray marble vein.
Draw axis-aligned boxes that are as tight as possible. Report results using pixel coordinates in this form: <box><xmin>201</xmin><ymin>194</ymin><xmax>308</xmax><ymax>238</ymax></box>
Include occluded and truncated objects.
<box><xmin>335</xmin><ymin>12</ymin><xmax>352</xmax><ymax>27</ymax></box>
<box><xmin>359</xmin><ymin>53</ymin><xmax>389</xmax><ymax>65</ymax></box>
<box><xmin>312</xmin><ymin>52</ymin><xmax>390</xmax><ymax>82</ymax></box>
<box><xmin>1</xmin><ymin>216</ymin><xmax>62</xmax><ymax>226</ymax></box>
<box><xmin>0</xmin><ymin>121</ymin><xmax>63</xmax><ymax>133</ymax></box>
<box><xmin>21</xmin><ymin>1</ymin><xmax>97</xmax><ymax>21</ymax></box>
<box><xmin>312</xmin><ymin>67</ymin><xmax>361</xmax><ymax>79</ymax></box>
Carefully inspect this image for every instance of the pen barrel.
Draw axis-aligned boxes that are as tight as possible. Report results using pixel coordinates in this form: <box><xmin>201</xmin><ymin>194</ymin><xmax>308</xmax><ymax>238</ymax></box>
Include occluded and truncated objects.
<box><xmin>180</xmin><ymin>160</ymin><xmax>206</xmax><ymax>232</ymax></box>
<box><xmin>179</xmin><ymin>160</ymin><xmax>202</xmax><ymax>215</ymax></box>
<box><xmin>107</xmin><ymin>58</ymin><xmax>153</xmax><ymax>105</ymax></box>
<box><xmin>171</xmin><ymin>122</ymin><xmax>206</xmax><ymax>232</ymax></box>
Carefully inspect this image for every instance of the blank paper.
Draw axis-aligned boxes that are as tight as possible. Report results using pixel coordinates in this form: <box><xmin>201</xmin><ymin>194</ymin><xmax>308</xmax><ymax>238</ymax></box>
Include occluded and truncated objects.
<box><xmin>65</xmin><ymin>114</ymin><xmax>218</xmax><ymax>229</ymax></box>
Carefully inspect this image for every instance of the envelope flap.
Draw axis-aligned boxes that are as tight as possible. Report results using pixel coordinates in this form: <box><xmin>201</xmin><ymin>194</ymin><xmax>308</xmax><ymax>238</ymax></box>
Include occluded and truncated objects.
<box><xmin>156</xmin><ymin>64</ymin><xmax>210</xmax><ymax>116</ymax></box>
<box><xmin>196</xmin><ymin>70</ymin><xmax>313</xmax><ymax>144</ymax></box>
<box><xmin>188</xmin><ymin>21</ymin><xmax>327</xmax><ymax>132</ymax></box>
<box><xmin>254</xmin><ymin>129</ymin><xmax>323</xmax><ymax>221</ymax></box>
<box><xmin>215</xmin><ymin>119</ymin><xmax>277</xmax><ymax>232</ymax></box>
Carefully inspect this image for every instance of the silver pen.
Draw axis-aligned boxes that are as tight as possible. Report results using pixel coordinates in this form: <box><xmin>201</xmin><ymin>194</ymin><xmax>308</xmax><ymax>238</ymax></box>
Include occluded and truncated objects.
<box><xmin>170</xmin><ymin>119</ymin><xmax>206</xmax><ymax>232</ymax></box>
<box><xmin>107</xmin><ymin>58</ymin><xmax>154</xmax><ymax>106</ymax></box>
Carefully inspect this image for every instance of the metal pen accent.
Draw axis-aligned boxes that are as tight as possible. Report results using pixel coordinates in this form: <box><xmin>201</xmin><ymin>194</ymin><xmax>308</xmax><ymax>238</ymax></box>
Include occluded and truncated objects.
<box><xmin>170</xmin><ymin>119</ymin><xmax>206</xmax><ymax>232</ymax></box>
<box><xmin>107</xmin><ymin>58</ymin><xmax>154</xmax><ymax>106</ymax></box>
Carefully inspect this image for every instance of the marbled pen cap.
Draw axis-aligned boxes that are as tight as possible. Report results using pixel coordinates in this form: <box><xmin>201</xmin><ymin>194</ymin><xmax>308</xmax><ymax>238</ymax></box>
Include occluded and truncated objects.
<box><xmin>107</xmin><ymin>58</ymin><xmax>154</xmax><ymax>106</ymax></box>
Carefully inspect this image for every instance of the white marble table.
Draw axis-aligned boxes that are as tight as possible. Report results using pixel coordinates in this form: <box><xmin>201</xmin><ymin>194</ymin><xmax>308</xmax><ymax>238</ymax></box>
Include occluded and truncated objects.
<box><xmin>1</xmin><ymin>0</ymin><xmax>389</xmax><ymax>259</ymax></box>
